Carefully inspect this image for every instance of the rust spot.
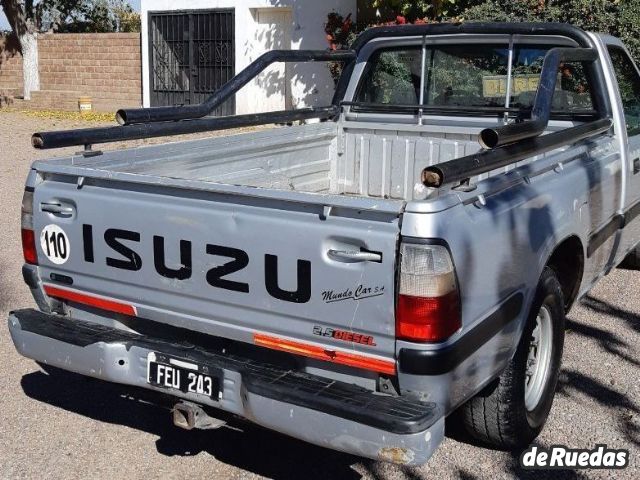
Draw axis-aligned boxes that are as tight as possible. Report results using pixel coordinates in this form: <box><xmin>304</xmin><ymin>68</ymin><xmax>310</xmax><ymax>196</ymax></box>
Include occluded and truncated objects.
<box><xmin>378</xmin><ymin>446</ymin><xmax>415</xmax><ymax>464</ymax></box>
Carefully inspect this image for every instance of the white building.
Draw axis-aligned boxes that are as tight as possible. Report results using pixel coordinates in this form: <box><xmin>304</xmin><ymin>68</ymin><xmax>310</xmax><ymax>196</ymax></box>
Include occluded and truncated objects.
<box><xmin>140</xmin><ymin>0</ymin><xmax>357</xmax><ymax>114</ymax></box>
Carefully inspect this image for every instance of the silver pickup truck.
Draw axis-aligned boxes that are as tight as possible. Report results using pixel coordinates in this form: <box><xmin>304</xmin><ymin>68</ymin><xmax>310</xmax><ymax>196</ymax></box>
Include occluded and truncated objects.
<box><xmin>9</xmin><ymin>23</ymin><xmax>640</xmax><ymax>465</ymax></box>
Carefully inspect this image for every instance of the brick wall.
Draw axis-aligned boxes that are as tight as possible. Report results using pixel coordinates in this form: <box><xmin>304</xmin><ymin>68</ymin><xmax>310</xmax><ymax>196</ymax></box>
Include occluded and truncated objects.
<box><xmin>0</xmin><ymin>35</ymin><xmax>23</xmax><ymax>92</ymax></box>
<box><xmin>0</xmin><ymin>32</ymin><xmax>141</xmax><ymax>111</ymax></box>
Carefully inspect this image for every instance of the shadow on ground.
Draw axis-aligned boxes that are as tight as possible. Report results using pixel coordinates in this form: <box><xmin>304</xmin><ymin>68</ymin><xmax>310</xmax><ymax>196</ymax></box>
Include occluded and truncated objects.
<box><xmin>445</xmin><ymin>421</ymin><xmax>587</xmax><ymax>480</ymax></box>
<box><xmin>21</xmin><ymin>367</ymin><xmax>362</xmax><ymax>480</ymax></box>
<box><xmin>24</xmin><ymin>367</ymin><xmax>485</xmax><ymax>479</ymax></box>
<box><xmin>565</xmin><ymin>296</ymin><xmax>640</xmax><ymax>448</ymax></box>
<box><xmin>20</xmin><ymin>366</ymin><xmax>595</xmax><ymax>480</ymax></box>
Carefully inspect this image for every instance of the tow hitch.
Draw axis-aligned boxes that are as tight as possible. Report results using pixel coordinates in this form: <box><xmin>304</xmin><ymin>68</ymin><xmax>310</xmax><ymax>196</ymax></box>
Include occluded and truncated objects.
<box><xmin>172</xmin><ymin>401</ymin><xmax>226</xmax><ymax>430</ymax></box>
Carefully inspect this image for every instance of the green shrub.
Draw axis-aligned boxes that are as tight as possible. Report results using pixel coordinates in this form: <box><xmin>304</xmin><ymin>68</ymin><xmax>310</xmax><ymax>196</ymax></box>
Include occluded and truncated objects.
<box><xmin>463</xmin><ymin>0</ymin><xmax>640</xmax><ymax>63</ymax></box>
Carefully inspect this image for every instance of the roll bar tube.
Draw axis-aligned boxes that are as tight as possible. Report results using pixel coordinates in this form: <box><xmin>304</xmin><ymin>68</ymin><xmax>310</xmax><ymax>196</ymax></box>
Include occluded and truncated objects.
<box><xmin>421</xmin><ymin>118</ymin><xmax>612</xmax><ymax>188</ymax></box>
<box><xmin>32</xmin><ymin>106</ymin><xmax>339</xmax><ymax>150</ymax></box>
<box><xmin>478</xmin><ymin>48</ymin><xmax>600</xmax><ymax>149</ymax></box>
<box><xmin>116</xmin><ymin>50</ymin><xmax>356</xmax><ymax>125</ymax></box>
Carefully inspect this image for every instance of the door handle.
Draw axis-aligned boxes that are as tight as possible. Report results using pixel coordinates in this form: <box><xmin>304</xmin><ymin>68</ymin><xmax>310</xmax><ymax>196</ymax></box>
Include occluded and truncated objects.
<box><xmin>41</xmin><ymin>202</ymin><xmax>74</xmax><ymax>217</ymax></box>
<box><xmin>327</xmin><ymin>249</ymin><xmax>382</xmax><ymax>263</ymax></box>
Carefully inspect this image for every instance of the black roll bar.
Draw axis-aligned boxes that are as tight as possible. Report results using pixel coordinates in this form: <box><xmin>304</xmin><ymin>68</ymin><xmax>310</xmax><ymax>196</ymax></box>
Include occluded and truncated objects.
<box><xmin>478</xmin><ymin>48</ymin><xmax>600</xmax><ymax>149</ymax></box>
<box><xmin>350</xmin><ymin>22</ymin><xmax>595</xmax><ymax>51</ymax></box>
<box><xmin>31</xmin><ymin>23</ymin><xmax>612</xmax><ymax>152</ymax></box>
<box><xmin>116</xmin><ymin>50</ymin><xmax>356</xmax><ymax>125</ymax></box>
<box><xmin>32</xmin><ymin>106</ymin><xmax>339</xmax><ymax>150</ymax></box>
<box><xmin>346</xmin><ymin>22</ymin><xmax>611</xmax><ymax>120</ymax></box>
<box><xmin>421</xmin><ymin>118</ymin><xmax>613</xmax><ymax>188</ymax></box>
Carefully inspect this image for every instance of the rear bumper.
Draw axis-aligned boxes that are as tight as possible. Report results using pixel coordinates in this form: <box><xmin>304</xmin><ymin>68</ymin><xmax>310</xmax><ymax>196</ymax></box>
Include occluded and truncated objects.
<box><xmin>8</xmin><ymin>309</ymin><xmax>444</xmax><ymax>465</ymax></box>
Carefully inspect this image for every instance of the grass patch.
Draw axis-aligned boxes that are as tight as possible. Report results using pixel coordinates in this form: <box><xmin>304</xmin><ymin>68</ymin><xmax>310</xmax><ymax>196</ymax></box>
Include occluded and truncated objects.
<box><xmin>0</xmin><ymin>108</ymin><xmax>115</xmax><ymax>122</ymax></box>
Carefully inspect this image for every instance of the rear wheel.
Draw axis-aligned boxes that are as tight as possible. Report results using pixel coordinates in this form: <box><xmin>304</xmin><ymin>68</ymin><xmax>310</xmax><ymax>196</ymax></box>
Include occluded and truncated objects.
<box><xmin>458</xmin><ymin>267</ymin><xmax>565</xmax><ymax>449</ymax></box>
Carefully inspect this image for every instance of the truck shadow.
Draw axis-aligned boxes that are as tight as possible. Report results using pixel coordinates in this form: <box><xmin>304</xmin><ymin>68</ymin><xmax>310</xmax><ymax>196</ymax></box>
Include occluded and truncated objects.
<box><xmin>444</xmin><ymin>424</ymin><xmax>583</xmax><ymax>479</ymax></box>
<box><xmin>20</xmin><ymin>367</ymin><xmax>362</xmax><ymax>480</ymax></box>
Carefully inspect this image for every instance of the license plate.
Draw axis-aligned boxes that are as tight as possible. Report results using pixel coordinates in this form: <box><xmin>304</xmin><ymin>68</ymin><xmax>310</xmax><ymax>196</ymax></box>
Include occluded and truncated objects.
<box><xmin>147</xmin><ymin>352</ymin><xmax>222</xmax><ymax>400</ymax></box>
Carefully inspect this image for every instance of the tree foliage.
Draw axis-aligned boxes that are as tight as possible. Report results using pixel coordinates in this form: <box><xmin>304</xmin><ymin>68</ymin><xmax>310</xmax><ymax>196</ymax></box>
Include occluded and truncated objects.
<box><xmin>1</xmin><ymin>0</ymin><xmax>139</xmax><ymax>35</ymax></box>
<box><xmin>365</xmin><ymin>1</ymin><xmax>640</xmax><ymax>63</ymax></box>
<box><xmin>54</xmin><ymin>0</ymin><xmax>140</xmax><ymax>33</ymax></box>
<box><xmin>370</xmin><ymin>0</ymin><xmax>477</xmax><ymax>21</ymax></box>
<box><xmin>463</xmin><ymin>0</ymin><xmax>640</xmax><ymax>62</ymax></box>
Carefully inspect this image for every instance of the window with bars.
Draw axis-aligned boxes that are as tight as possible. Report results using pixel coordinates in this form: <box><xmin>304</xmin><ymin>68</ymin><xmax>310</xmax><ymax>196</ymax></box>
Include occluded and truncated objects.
<box><xmin>149</xmin><ymin>10</ymin><xmax>235</xmax><ymax>115</ymax></box>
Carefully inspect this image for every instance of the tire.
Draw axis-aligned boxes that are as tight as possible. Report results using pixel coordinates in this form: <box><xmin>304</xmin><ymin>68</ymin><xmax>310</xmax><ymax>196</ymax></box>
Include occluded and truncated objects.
<box><xmin>457</xmin><ymin>267</ymin><xmax>565</xmax><ymax>449</ymax></box>
<box><xmin>620</xmin><ymin>245</ymin><xmax>640</xmax><ymax>269</ymax></box>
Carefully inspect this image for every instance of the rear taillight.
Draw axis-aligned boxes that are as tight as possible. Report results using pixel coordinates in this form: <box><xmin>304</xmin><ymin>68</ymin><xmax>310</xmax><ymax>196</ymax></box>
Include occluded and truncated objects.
<box><xmin>21</xmin><ymin>189</ymin><xmax>37</xmax><ymax>265</ymax></box>
<box><xmin>22</xmin><ymin>228</ymin><xmax>38</xmax><ymax>265</ymax></box>
<box><xmin>396</xmin><ymin>242</ymin><xmax>461</xmax><ymax>342</ymax></box>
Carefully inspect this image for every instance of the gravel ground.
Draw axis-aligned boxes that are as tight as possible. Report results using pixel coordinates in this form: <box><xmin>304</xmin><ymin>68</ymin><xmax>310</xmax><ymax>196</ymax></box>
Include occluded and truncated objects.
<box><xmin>0</xmin><ymin>111</ymin><xmax>638</xmax><ymax>479</ymax></box>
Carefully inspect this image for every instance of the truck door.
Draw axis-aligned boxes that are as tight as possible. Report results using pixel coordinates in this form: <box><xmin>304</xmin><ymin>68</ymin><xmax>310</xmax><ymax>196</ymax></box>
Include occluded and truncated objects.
<box><xmin>604</xmin><ymin>42</ymin><xmax>640</xmax><ymax>261</ymax></box>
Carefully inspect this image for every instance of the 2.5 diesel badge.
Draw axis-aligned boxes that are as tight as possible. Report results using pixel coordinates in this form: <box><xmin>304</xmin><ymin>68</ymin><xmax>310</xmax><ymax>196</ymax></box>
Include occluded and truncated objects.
<box><xmin>313</xmin><ymin>326</ymin><xmax>377</xmax><ymax>346</ymax></box>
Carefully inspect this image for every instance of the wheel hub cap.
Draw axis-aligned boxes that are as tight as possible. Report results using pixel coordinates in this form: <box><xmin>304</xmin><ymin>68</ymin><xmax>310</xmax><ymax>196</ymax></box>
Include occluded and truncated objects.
<box><xmin>524</xmin><ymin>305</ymin><xmax>553</xmax><ymax>411</ymax></box>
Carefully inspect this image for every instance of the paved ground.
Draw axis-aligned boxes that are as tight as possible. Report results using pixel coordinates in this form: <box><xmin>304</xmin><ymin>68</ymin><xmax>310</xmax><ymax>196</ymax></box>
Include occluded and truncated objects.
<box><xmin>0</xmin><ymin>111</ymin><xmax>638</xmax><ymax>479</ymax></box>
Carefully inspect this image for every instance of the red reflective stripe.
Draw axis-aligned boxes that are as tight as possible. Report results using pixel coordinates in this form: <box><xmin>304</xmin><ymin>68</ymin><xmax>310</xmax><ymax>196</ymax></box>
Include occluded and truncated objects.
<box><xmin>43</xmin><ymin>285</ymin><xmax>137</xmax><ymax>316</ymax></box>
<box><xmin>254</xmin><ymin>333</ymin><xmax>396</xmax><ymax>375</ymax></box>
<box><xmin>21</xmin><ymin>229</ymin><xmax>38</xmax><ymax>265</ymax></box>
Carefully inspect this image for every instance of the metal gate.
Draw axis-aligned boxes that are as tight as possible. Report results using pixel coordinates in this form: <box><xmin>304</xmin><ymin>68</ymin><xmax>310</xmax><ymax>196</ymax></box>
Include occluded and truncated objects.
<box><xmin>148</xmin><ymin>9</ymin><xmax>235</xmax><ymax>115</ymax></box>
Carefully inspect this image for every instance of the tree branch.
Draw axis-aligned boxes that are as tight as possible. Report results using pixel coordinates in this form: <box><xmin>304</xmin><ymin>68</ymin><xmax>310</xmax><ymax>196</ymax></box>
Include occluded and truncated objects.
<box><xmin>1</xmin><ymin>0</ymin><xmax>29</xmax><ymax>36</ymax></box>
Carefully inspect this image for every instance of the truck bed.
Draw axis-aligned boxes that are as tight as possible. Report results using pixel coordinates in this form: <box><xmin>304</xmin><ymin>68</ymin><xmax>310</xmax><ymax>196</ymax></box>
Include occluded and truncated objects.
<box><xmin>37</xmin><ymin>120</ymin><xmax>483</xmax><ymax>204</ymax></box>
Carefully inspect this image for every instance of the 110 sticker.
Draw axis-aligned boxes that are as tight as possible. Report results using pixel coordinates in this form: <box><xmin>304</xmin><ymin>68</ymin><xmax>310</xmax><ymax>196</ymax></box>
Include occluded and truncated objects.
<box><xmin>40</xmin><ymin>224</ymin><xmax>70</xmax><ymax>265</ymax></box>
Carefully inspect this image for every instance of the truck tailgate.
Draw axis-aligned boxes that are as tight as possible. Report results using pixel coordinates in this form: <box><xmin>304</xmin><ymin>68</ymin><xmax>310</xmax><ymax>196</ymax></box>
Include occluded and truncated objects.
<box><xmin>32</xmin><ymin>174</ymin><xmax>403</xmax><ymax>369</ymax></box>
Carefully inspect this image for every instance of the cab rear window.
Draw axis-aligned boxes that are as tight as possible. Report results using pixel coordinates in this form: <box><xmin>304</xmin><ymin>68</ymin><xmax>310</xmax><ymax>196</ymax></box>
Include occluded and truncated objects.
<box><xmin>354</xmin><ymin>44</ymin><xmax>595</xmax><ymax>115</ymax></box>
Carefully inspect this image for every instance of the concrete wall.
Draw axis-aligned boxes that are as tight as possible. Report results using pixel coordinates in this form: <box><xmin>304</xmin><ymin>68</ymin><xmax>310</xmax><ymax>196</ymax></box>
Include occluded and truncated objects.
<box><xmin>0</xmin><ymin>33</ymin><xmax>141</xmax><ymax>111</ymax></box>
<box><xmin>141</xmin><ymin>0</ymin><xmax>357</xmax><ymax>113</ymax></box>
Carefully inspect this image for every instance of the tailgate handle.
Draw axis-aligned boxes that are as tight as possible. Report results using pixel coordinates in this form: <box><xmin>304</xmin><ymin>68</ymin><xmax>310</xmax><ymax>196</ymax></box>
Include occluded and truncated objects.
<box><xmin>41</xmin><ymin>202</ymin><xmax>74</xmax><ymax>216</ymax></box>
<box><xmin>328</xmin><ymin>249</ymin><xmax>382</xmax><ymax>263</ymax></box>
